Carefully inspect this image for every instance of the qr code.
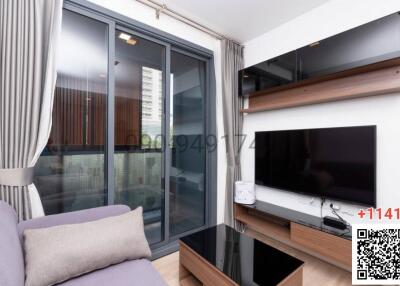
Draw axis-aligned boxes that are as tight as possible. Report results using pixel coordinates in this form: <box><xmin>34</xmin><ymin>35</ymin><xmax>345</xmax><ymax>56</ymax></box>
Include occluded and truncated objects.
<box><xmin>353</xmin><ymin>224</ymin><xmax>400</xmax><ymax>285</ymax></box>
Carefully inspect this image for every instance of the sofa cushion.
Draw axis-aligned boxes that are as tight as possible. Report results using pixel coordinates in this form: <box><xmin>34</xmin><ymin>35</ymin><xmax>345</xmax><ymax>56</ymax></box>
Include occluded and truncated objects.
<box><xmin>58</xmin><ymin>259</ymin><xmax>166</xmax><ymax>286</ymax></box>
<box><xmin>24</xmin><ymin>207</ymin><xmax>151</xmax><ymax>286</ymax></box>
<box><xmin>0</xmin><ymin>201</ymin><xmax>25</xmax><ymax>286</ymax></box>
<box><xmin>18</xmin><ymin>204</ymin><xmax>131</xmax><ymax>242</ymax></box>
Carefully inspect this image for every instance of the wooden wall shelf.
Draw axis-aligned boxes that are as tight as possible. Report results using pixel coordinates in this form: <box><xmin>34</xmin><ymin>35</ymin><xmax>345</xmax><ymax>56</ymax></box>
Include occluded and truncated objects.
<box><xmin>241</xmin><ymin>59</ymin><xmax>400</xmax><ymax>113</ymax></box>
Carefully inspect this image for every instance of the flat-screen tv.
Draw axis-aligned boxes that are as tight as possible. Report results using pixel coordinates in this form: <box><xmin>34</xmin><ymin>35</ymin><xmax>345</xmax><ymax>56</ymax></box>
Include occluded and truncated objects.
<box><xmin>255</xmin><ymin>126</ymin><xmax>376</xmax><ymax>207</ymax></box>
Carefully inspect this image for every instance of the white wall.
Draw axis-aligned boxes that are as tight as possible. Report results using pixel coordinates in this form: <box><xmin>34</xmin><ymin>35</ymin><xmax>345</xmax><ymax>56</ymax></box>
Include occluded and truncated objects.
<box><xmin>87</xmin><ymin>0</ymin><xmax>226</xmax><ymax>224</ymax></box>
<box><xmin>242</xmin><ymin>95</ymin><xmax>400</xmax><ymax>223</ymax></box>
<box><xmin>242</xmin><ymin>0</ymin><xmax>400</xmax><ymax>224</ymax></box>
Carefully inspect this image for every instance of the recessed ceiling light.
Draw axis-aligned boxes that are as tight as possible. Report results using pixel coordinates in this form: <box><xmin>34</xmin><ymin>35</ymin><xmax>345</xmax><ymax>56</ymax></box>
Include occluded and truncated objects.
<box><xmin>243</xmin><ymin>74</ymin><xmax>249</xmax><ymax>78</ymax></box>
<box><xmin>309</xmin><ymin>41</ymin><xmax>320</xmax><ymax>47</ymax></box>
<box><xmin>118</xmin><ymin>32</ymin><xmax>131</xmax><ymax>41</ymax></box>
<box><xmin>126</xmin><ymin>38</ymin><xmax>137</xmax><ymax>45</ymax></box>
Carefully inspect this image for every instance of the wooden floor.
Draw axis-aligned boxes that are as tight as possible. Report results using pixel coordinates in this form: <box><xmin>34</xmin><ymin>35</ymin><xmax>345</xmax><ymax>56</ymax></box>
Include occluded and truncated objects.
<box><xmin>153</xmin><ymin>251</ymin><xmax>181</xmax><ymax>286</ymax></box>
<box><xmin>152</xmin><ymin>230</ymin><xmax>352</xmax><ymax>286</ymax></box>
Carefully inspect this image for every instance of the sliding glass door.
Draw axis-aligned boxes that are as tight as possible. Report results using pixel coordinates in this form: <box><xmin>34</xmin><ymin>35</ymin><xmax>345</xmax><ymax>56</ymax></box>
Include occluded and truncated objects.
<box><xmin>34</xmin><ymin>10</ymin><xmax>108</xmax><ymax>215</ymax></box>
<box><xmin>114</xmin><ymin>29</ymin><xmax>165</xmax><ymax>245</ymax></box>
<box><xmin>169</xmin><ymin>50</ymin><xmax>207</xmax><ymax>236</ymax></box>
<box><xmin>34</xmin><ymin>4</ymin><xmax>214</xmax><ymax>252</ymax></box>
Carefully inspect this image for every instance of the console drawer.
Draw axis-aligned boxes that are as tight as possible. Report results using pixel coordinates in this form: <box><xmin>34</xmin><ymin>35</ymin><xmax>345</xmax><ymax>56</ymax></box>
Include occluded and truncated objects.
<box><xmin>290</xmin><ymin>222</ymin><xmax>351</xmax><ymax>267</ymax></box>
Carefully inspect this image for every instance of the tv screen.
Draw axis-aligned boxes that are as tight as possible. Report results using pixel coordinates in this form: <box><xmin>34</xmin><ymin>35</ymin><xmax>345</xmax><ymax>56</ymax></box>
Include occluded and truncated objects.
<box><xmin>255</xmin><ymin>126</ymin><xmax>376</xmax><ymax>207</ymax></box>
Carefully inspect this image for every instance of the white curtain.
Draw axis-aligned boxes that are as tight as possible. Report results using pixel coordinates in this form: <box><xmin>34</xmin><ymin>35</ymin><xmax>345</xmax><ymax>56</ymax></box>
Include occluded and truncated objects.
<box><xmin>0</xmin><ymin>0</ymin><xmax>63</xmax><ymax>220</ymax></box>
<box><xmin>221</xmin><ymin>40</ymin><xmax>244</xmax><ymax>227</ymax></box>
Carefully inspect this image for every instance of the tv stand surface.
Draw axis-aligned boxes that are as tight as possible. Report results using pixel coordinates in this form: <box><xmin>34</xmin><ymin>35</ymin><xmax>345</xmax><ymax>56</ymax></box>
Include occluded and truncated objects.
<box><xmin>235</xmin><ymin>201</ymin><xmax>352</xmax><ymax>270</ymax></box>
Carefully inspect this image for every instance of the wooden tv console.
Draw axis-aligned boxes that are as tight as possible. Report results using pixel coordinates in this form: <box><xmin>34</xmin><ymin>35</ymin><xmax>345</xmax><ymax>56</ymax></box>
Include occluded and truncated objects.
<box><xmin>234</xmin><ymin>201</ymin><xmax>352</xmax><ymax>271</ymax></box>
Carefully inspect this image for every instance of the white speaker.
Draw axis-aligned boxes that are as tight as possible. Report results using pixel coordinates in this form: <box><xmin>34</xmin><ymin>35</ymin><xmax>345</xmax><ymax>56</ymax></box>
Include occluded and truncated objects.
<box><xmin>234</xmin><ymin>181</ymin><xmax>255</xmax><ymax>205</ymax></box>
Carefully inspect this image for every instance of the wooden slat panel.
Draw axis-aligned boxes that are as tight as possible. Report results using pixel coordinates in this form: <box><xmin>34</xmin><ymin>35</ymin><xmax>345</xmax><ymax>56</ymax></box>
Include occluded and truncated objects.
<box><xmin>243</xmin><ymin>63</ymin><xmax>400</xmax><ymax>113</ymax></box>
<box><xmin>87</xmin><ymin>92</ymin><xmax>106</xmax><ymax>146</ymax></box>
<box><xmin>51</xmin><ymin>85</ymin><xmax>84</xmax><ymax>146</ymax></box>
<box><xmin>49</xmin><ymin>73</ymin><xmax>141</xmax><ymax>148</ymax></box>
<box><xmin>115</xmin><ymin>96</ymin><xmax>140</xmax><ymax>146</ymax></box>
<box><xmin>290</xmin><ymin>222</ymin><xmax>351</xmax><ymax>267</ymax></box>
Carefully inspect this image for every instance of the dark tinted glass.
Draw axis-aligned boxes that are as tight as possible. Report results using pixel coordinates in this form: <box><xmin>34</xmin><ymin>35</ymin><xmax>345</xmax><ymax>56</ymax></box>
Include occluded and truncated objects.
<box><xmin>299</xmin><ymin>13</ymin><xmax>400</xmax><ymax>79</ymax></box>
<box><xmin>255</xmin><ymin>126</ymin><xmax>376</xmax><ymax>206</ymax></box>
<box><xmin>240</xmin><ymin>12</ymin><xmax>400</xmax><ymax>96</ymax></box>
<box><xmin>240</xmin><ymin>50</ymin><xmax>297</xmax><ymax>96</ymax></box>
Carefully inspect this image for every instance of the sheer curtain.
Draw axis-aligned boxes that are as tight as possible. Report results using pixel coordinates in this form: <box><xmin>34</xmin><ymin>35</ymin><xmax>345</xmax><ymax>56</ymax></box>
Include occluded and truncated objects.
<box><xmin>0</xmin><ymin>0</ymin><xmax>63</xmax><ymax>220</ymax></box>
<box><xmin>221</xmin><ymin>39</ymin><xmax>244</xmax><ymax>227</ymax></box>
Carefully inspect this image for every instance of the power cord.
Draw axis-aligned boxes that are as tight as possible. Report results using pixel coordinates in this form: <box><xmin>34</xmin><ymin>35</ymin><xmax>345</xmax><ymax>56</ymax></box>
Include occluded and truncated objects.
<box><xmin>320</xmin><ymin>197</ymin><xmax>325</xmax><ymax>219</ymax></box>
<box><xmin>329</xmin><ymin>203</ymin><xmax>351</xmax><ymax>237</ymax></box>
<box><xmin>329</xmin><ymin>203</ymin><xmax>350</xmax><ymax>227</ymax></box>
<box><xmin>320</xmin><ymin>197</ymin><xmax>325</xmax><ymax>227</ymax></box>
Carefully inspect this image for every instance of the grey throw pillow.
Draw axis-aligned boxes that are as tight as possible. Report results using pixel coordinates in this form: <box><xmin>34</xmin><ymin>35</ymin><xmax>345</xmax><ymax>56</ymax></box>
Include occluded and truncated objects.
<box><xmin>23</xmin><ymin>207</ymin><xmax>151</xmax><ymax>286</ymax></box>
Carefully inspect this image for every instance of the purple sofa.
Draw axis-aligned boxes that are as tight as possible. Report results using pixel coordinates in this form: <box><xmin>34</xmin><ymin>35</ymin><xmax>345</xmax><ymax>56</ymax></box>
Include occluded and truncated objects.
<box><xmin>0</xmin><ymin>201</ymin><xmax>167</xmax><ymax>286</ymax></box>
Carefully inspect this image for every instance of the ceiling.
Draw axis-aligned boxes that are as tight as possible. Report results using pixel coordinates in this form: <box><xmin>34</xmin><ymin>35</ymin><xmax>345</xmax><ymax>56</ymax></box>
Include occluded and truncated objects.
<box><xmin>162</xmin><ymin>0</ymin><xmax>331</xmax><ymax>43</ymax></box>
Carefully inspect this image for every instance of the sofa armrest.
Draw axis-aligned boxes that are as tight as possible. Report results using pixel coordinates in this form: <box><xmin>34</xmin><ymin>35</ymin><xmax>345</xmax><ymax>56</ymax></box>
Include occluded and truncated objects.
<box><xmin>17</xmin><ymin>205</ymin><xmax>131</xmax><ymax>242</ymax></box>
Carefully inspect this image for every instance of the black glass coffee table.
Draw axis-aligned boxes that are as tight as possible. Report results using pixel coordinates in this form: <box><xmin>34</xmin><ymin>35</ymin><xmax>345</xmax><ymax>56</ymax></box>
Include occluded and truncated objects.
<box><xmin>179</xmin><ymin>224</ymin><xmax>304</xmax><ymax>286</ymax></box>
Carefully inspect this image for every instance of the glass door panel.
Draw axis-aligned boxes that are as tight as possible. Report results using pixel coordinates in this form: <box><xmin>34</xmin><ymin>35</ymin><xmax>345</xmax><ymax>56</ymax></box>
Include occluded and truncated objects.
<box><xmin>34</xmin><ymin>10</ymin><xmax>108</xmax><ymax>215</ymax></box>
<box><xmin>34</xmin><ymin>7</ymin><xmax>212</xmax><ymax>250</ymax></box>
<box><xmin>114</xmin><ymin>30</ymin><xmax>165</xmax><ymax>244</ymax></box>
<box><xmin>169</xmin><ymin>51</ymin><xmax>206</xmax><ymax>236</ymax></box>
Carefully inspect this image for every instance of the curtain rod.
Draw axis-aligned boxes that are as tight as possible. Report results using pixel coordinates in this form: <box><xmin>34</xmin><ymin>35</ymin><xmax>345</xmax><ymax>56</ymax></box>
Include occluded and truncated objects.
<box><xmin>135</xmin><ymin>0</ymin><xmax>241</xmax><ymax>45</ymax></box>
